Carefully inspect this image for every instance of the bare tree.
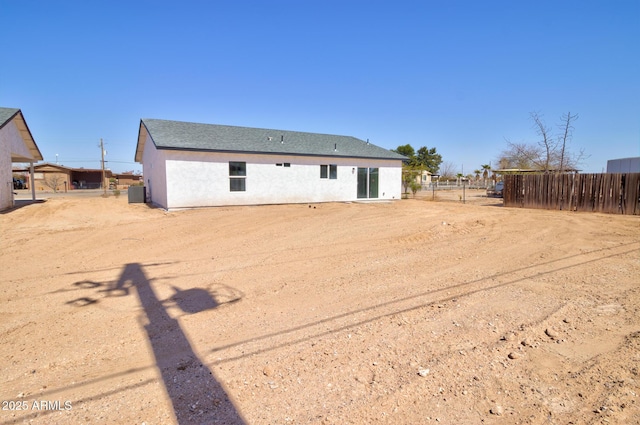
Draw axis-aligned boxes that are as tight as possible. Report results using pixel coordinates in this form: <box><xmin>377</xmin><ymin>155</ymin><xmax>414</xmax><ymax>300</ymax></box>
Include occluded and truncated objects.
<box><xmin>531</xmin><ymin>111</ymin><xmax>560</xmax><ymax>172</ymax></box>
<box><xmin>438</xmin><ymin>161</ymin><xmax>457</xmax><ymax>180</ymax></box>
<box><xmin>499</xmin><ymin>141</ymin><xmax>543</xmax><ymax>169</ymax></box>
<box><xmin>557</xmin><ymin>112</ymin><xmax>584</xmax><ymax>172</ymax></box>
<box><xmin>44</xmin><ymin>174</ymin><xmax>65</xmax><ymax>192</ymax></box>
<box><xmin>499</xmin><ymin>111</ymin><xmax>586</xmax><ymax>172</ymax></box>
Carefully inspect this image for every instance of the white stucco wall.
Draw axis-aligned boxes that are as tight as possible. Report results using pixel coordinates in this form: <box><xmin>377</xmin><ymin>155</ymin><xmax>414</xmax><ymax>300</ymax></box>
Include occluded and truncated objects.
<box><xmin>1</xmin><ymin>120</ymin><xmax>34</xmax><ymax>210</ymax></box>
<box><xmin>143</xmin><ymin>146</ymin><xmax>402</xmax><ymax>209</ymax></box>
<box><xmin>141</xmin><ymin>133</ymin><xmax>168</xmax><ymax>208</ymax></box>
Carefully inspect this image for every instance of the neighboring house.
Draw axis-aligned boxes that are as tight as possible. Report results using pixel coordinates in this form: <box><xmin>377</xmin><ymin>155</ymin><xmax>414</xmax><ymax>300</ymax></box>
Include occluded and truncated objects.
<box><xmin>134</xmin><ymin>118</ymin><xmax>405</xmax><ymax>209</ymax></box>
<box><xmin>13</xmin><ymin>163</ymin><xmax>113</xmax><ymax>191</ymax></box>
<box><xmin>112</xmin><ymin>172</ymin><xmax>142</xmax><ymax>189</ymax></box>
<box><xmin>606</xmin><ymin>157</ymin><xmax>640</xmax><ymax>173</ymax></box>
<box><xmin>0</xmin><ymin>107</ymin><xmax>43</xmax><ymax>210</ymax></box>
<box><xmin>417</xmin><ymin>170</ymin><xmax>433</xmax><ymax>186</ymax></box>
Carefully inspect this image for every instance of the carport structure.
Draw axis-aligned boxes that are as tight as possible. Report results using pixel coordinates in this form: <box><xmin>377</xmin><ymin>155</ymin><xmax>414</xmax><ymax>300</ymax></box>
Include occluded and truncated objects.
<box><xmin>0</xmin><ymin>107</ymin><xmax>43</xmax><ymax>210</ymax></box>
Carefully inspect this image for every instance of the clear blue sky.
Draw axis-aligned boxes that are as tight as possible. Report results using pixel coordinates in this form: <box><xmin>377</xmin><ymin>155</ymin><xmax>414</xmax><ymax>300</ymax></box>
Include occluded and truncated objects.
<box><xmin>2</xmin><ymin>0</ymin><xmax>638</xmax><ymax>174</ymax></box>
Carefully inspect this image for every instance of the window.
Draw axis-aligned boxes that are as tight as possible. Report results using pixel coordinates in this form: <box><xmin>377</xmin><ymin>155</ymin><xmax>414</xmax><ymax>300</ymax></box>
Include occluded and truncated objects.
<box><xmin>229</xmin><ymin>162</ymin><xmax>246</xmax><ymax>191</ymax></box>
<box><xmin>329</xmin><ymin>164</ymin><xmax>337</xmax><ymax>179</ymax></box>
<box><xmin>229</xmin><ymin>162</ymin><xmax>246</xmax><ymax>176</ymax></box>
<box><xmin>320</xmin><ymin>164</ymin><xmax>337</xmax><ymax>179</ymax></box>
<box><xmin>284</xmin><ymin>163</ymin><xmax>291</xmax><ymax>167</ymax></box>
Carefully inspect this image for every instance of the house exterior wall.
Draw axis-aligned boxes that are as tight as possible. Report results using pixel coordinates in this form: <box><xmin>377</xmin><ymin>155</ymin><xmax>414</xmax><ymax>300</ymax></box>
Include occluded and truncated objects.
<box><xmin>33</xmin><ymin>170</ymin><xmax>71</xmax><ymax>191</ymax></box>
<box><xmin>141</xmin><ymin>134</ymin><xmax>168</xmax><ymax>207</ymax></box>
<box><xmin>1</xmin><ymin>120</ymin><xmax>34</xmax><ymax>210</ymax></box>
<box><xmin>143</xmin><ymin>144</ymin><xmax>402</xmax><ymax>209</ymax></box>
<box><xmin>114</xmin><ymin>174</ymin><xmax>142</xmax><ymax>189</ymax></box>
<box><xmin>416</xmin><ymin>170</ymin><xmax>432</xmax><ymax>185</ymax></box>
<box><xmin>0</xmin><ymin>123</ymin><xmax>14</xmax><ymax>210</ymax></box>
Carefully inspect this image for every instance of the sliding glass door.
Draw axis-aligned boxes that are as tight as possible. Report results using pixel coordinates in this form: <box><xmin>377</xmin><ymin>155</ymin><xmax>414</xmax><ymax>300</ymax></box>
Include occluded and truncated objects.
<box><xmin>357</xmin><ymin>167</ymin><xmax>379</xmax><ymax>199</ymax></box>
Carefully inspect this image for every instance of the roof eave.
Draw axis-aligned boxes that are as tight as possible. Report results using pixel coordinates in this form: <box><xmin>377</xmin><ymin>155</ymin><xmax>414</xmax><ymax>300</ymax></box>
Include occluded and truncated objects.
<box><xmin>154</xmin><ymin>145</ymin><xmax>405</xmax><ymax>161</ymax></box>
<box><xmin>1</xmin><ymin>109</ymin><xmax>43</xmax><ymax>162</ymax></box>
<box><xmin>134</xmin><ymin>120</ymin><xmax>146</xmax><ymax>163</ymax></box>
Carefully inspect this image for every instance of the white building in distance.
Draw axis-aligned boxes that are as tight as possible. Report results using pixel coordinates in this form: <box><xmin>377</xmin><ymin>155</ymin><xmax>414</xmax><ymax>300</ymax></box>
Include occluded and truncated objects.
<box><xmin>606</xmin><ymin>157</ymin><xmax>640</xmax><ymax>173</ymax></box>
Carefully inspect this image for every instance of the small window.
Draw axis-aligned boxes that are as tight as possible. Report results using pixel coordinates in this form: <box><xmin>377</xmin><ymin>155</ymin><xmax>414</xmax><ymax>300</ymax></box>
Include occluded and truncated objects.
<box><xmin>229</xmin><ymin>162</ymin><xmax>246</xmax><ymax>176</ymax></box>
<box><xmin>276</xmin><ymin>163</ymin><xmax>283</xmax><ymax>166</ymax></box>
<box><xmin>320</xmin><ymin>164</ymin><xmax>337</xmax><ymax>179</ymax></box>
<box><xmin>329</xmin><ymin>164</ymin><xmax>337</xmax><ymax>179</ymax></box>
<box><xmin>284</xmin><ymin>163</ymin><xmax>291</xmax><ymax>167</ymax></box>
<box><xmin>230</xmin><ymin>178</ymin><xmax>246</xmax><ymax>191</ymax></box>
<box><xmin>229</xmin><ymin>161</ymin><xmax>246</xmax><ymax>191</ymax></box>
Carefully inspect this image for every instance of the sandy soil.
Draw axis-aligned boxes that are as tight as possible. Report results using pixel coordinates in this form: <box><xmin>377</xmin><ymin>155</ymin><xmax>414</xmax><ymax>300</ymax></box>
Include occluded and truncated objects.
<box><xmin>1</xmin><ymin>190</ymin><xmax>639</xmax><ymax>424</ymax></box>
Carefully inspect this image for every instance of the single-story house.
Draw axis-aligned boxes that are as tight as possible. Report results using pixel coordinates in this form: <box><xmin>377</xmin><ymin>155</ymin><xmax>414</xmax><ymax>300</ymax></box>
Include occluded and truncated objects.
<box><xmin>112</xmin><ymin>172</ymin><xmax>142</xmax><ymax>189</ymax></box>
<box><xmin>13</xmin><ymin>163</ymin><xmax>113</xmax><ymax>191</ymax></box>
<box><xmin>0</xmin><ymin>107</ymin><xmax>43</xmax><ymax>210</ymax></box>
<box><xmin>134</xmin><ymin>119</ymin><xmax>405</xmax><ymax>209</ymax></box>
<box><xmin>417</xmin><ymin>170</ymin><xmax>433</xmax><ymax>186</ymax></box>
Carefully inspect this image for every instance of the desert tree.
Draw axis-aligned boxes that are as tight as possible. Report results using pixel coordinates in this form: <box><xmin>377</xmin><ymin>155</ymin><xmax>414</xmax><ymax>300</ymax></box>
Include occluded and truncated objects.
<box><xmin>44</xmin><ymin>174</ymin><xmax>65</xmax><ymax>192</ymax></box>
<box><xmin>393</xmin><ymin>144</ymin><xmax>415</xmax><ymax>160</ymax></box>
<box><xmin>481</xmin><ymin>164</ymin><xmax>491</xmax><ymax>186</ymax></box>
<box><xmin>395</xmin><ymin>144</ymin><xmax>419</xmax><ymax>195</ymax></box>
<box><xmin>438</xmin><ymin>161</ymin><xmax>457</xmax><ymax>181</ymax></box>
<box><xmin>499</xmin><ymin>141</ymin><xmax>544</xmax><ymax>169</ymax></box>
<box><xmin>557</xmin><ymin>112</ymin><xmax>583</xmax><ymax>172</ymax></box>
<box><xmin>409</xmin><ymin>180</ymin><xmax>421</xmax><ymax>197</ymax></box>
<box><xmin>393</xmin><ymin>144</ymin><xmax>443</xmax><ymax>173</ymax></box>
<box><xmin>401</xmin><ymin>167</ymin><xmax>420</xmax><ymax>195</ymax></box>
<box><xmin>531</xmin><ymin>111</ymin><xmax>557</xmax><ymax>172</ymax></box>
<box><xmin>415</xmin><ymin>146</ymin><xmax>443</xmax><ymax>175</ymax></box>
<box><xmin>394</xmin><ymin>144</ymin><xmax>444</xmax><ymax>193</ymax></box>
<box><xmin>499</xmin><ymin>111</ymin><xmax>586</xmax><ymax>173</ymax></box>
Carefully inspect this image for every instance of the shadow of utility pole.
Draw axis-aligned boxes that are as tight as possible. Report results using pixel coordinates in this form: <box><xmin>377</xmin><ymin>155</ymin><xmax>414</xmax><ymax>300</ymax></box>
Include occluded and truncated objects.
<box><xmin>115</xmin><ymin>263</ymin><xmax>245</xmax><ymax>424</ymax></box>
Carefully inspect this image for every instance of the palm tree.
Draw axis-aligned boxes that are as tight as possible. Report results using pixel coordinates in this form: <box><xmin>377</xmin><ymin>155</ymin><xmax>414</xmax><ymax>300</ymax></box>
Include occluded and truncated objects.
<box><xmin>481</xmin><ymin>164</ymin><xmax>491</xmax><ymax>187</ymax></box>
<box><xmin>473</xmin><ymin>169</ymin><xmax>481</xmax><ymax>183</ymax></box>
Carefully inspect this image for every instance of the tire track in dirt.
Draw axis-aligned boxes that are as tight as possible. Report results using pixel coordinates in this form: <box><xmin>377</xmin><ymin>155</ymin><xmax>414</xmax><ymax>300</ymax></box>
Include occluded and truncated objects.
<box><xmin>205</xmin><ymin>241</ymin><xmax>639</xmax><ymax>364</ymax></box>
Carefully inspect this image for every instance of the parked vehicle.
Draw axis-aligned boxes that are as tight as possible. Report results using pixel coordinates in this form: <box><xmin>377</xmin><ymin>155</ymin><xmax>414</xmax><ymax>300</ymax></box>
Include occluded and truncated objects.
<box><xmin>13</xmin><ymin>178</ymin><xmax>24</xmax><ymax>189</ymax></box>
<box><xmin>486</xmin><ymin>181</ymin><xmax>504</xmax><ymax>198</ymax></box>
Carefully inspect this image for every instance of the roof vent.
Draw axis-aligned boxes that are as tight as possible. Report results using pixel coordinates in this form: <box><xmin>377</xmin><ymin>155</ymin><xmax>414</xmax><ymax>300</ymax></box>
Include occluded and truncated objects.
<box><xmin>334</xmin><ymin>143</ymin><xmax>337</xmax><ymax>152</ymax></box>
<box><xmin>281</xmin><ymin>135</ymin><xmax>284</xmax><ymax>143</ymax></box>
<box><xmin>268</xmin><ymin>136</ymin><xmax>273</xmax><ymax>141</ymax></box>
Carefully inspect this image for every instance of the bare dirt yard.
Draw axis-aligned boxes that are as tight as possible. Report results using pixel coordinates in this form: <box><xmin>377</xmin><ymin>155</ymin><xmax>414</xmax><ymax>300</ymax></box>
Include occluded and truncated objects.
<box><xmin>1</xmin><ymin>189</ymin><xmax>639</xmax><ymax>424</ymax></box>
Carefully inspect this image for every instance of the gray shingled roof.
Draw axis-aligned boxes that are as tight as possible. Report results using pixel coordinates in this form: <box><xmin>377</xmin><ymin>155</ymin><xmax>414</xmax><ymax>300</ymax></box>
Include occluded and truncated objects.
<box><xmin>0</xmin><ymin>107</ymin><xmax>20</xmax><ymax>128</ymax></box>
<box><xmin>139</xmin><ymin>118</ymin><xmax>405</xmax><ymax>160</ymax></box>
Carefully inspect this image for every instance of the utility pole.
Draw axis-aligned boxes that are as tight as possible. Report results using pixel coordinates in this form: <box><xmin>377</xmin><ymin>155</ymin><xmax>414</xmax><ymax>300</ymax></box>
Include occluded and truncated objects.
<box><xmin>100</xmin><ymin>138</ymin><xmax>106</xmax><ymax>196</ymax></box>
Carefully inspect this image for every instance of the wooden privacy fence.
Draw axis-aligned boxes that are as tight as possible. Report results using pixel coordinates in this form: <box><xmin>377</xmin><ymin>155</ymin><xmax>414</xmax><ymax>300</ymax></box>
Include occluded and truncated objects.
<box><xmin>503</xmin><ymin>173</ymin><xmax>640</xmax><ymax>215</ymax></box>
